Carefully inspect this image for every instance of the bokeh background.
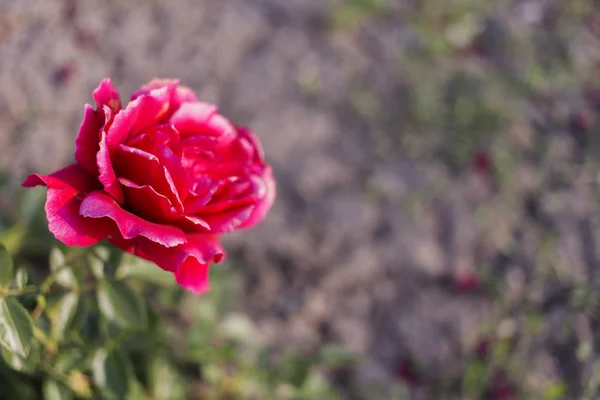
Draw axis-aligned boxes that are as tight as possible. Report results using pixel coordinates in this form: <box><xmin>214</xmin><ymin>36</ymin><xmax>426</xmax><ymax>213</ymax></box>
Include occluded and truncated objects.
<box><xmin>2</xmin><ymin>0</ymin><xmax>600</xmax><ymax>398</ymax></box>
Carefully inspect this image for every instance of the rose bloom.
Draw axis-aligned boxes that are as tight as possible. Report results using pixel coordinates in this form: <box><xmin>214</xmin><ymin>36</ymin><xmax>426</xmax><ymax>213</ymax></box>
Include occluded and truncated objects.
<box><xmin>23</xmin><ymin>79</ymin><xmax>275</xmax><ymax>294</ymax></box>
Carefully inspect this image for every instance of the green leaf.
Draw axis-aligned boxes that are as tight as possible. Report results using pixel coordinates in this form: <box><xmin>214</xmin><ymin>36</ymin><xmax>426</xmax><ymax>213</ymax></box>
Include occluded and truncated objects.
<box><xmin>50</xmin><ymin>248</ymin><xmax>78</xmax><ymax>289</ymax></box>
<box><xmin>0</xmin><ymin>243</ymin><xmax>14</xmax><ymax>287</ymax></box>
<box><xmin>88</xmin><ymin>247</ymin><xmax>111</xmax><ymax>279</ymax></box>
<box><xmin>116</xmin><ymin>254</ymin><xmax>175</xmax><ymax>287</ymax></box>
<box><xmin>279</xmin><ymin>354</ymin><xmax>312</xmax><ymax>387</ymax></box>
<box><xmin>300</xmin><ymin>371</ymin><xmax>331</xmax><ymax>396</ymax></box>
<box><xmin>107</xmin><ymin>248</ymin><xmax>123</xmax><ymax>277</ymax></box>
<box><xmin>76</xmin><ymin>299</ymin><xmax>104</xmax><ymax>344</ymax></box>
<box><xmin>545</xmin><ymin>382</ymin><xmax>567</xmax><ymax>400</ymax></box>
<box><xmin>461</xmin><ymin>360</ymin><xmax>489</xmax><ymax>396</ymax></box>
<box><xmin>43</xmin><ymin>378</ymin><xmax>73</xmax><ymax>400</ymax></box>
<box><xmin>54</xmin><ymin>348</ymin><xmax>87</xmax><ymax>374</ymax></box>
<box><xmin>53</xmin><ymin>292</ymin><xmax>80</xmax><ymax>341</ymax></box>
<box><xmin>96</xmin><ymin>279</ymin><xmax>147</xmax><ymax>330</ymax></box>
<box><xmin>220</xmin><ymin>313</ymin><xmax>260</xmax><ymax>345</ymax></box>
<box><xmin>125</xmin><ymin>377</ymin><xmax>146</xmax><ymax>400</ymax></box>
<box><xmin>0</xmin><ymin>297</ymin><xmax>34</xmax><ymax>357</ymax></box>
<box><xmin>92</xmin><ymin>348</ymin><xmax>131</xmax><ymax>399</ymax></box>
<box><xmin>148</xmin><ymin>357</ymin><xmax>186</xmax><ymax>400</ymax></box>
<box><xmin>0</xmin><ymin>224</ymin><xmax>26</xmax><ymax>255</ymax></box>
<box><xmin>0</xmin><ymin>341</ymin><xmax>39</xmax><ymax>374</ymax></box>
<box><xmin>14</xmin><ymin>268</ymin><xmax>28</xmax><ymax>289</ymax></box>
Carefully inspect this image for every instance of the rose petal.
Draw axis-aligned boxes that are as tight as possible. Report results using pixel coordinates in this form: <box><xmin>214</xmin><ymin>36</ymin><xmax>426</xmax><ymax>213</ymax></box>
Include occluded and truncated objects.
<box><xmin>100</xmin><ymin>104</ymin><xmax>115</xmax><ymax>127</ymax></box>
<box><xmin>74</xmin><ymin>104</ymin><xmax>103</xmax><ymax>176</ymax></box>
<box><xmin>132</xmin><ymin>79</ymin><xmax>197</xmax><ymax>110</ymax></box>
<box><xmin>103</xmin><ymin>95</ymin><xmax>139</xmax><ymax>147</ymax></box>
<box><xmin>22</xmin><ymin>163</ymin><xmax>101</xmax><ymax>192</ymax></box>
<box><xmin>228</xmin><ymin>133</ymin><xmax>258</xmax><ymax>164</ymax></box>
<box><xmin>43</xmin><ymin>188</ymin><xmax>113</xmax><ymax>246</ymax></box>
<box><xmin>200</xmin><ymin>196</ymin><xmax>255</xmax><ymax>214</ymax></box>
<box><xmin>106</xmin><ymin>88</ymin><xmax>176</xmax><ymax>149</ymax></box>
<box><xmin>79</xmin><ymin>191</ymin><xmax>186</xmax><ymax>247</ymax></box>
<box><xmin>184</xmin><ymin>181</ymin><xmax>219</xmax><ymax>213</ymax></box>
<box><xmin>97</xmin><ymin>131</ymin><xmax>125</xmax><ymax>204</ymax></box>
<box><xmin>180</xmin><ymin>149</ymin><xmax>245</xmax><ymax>181</ymax></box>
<box><xmin>93</xmin><ymin>79</ymin><xmax>121</xmax><ymax>113</ymax></box>
<box><xmin>118</xmin><ymin>178</ymin><xmax>179</xmax><ymax>223</ymax></box>
<box><xmin>199</xmin><ymin>204</ymin><xmax>254</xmax><ymax>233</ymax></box>
<box><xmin>171</xmin><ymin>85</ymin><xmax>198</xmax><ymax>106</ymax></box>
<box><xmin>181</xmin><ymin>130</ymin><xmax>262</xmax><ymax>181</ymax></box>
<box><xmin>209</xmin><ymin>179</ymin><xmax>252</xmax><ymax>203</ymax></box>
<box><xmin>130</xmin><ymin>79</ymin><xmax>179</xmax><ymax>101</ymax></box>
<box><xmin>171</xmin><ymin>104</ymin><xmax>237</xmax><ymax>149</ymax></box>
<box><xmin>236</xmin><ymin>126</ymin><xmax>266</xmax><ymax>163</ymax></box>
<box><xmin>130</xmin><ymin>129</ymin><xmax>190</xmax><ymax>200</ymax></box>
<box><xmin>22</xmin><ymin>164</ymin><xmax>111</xmax><ymax>246</ymax></box>
<box><xmin>202</xmin><ymin>114</ymin><xmax>237</xmax><ymax>145</ymax></box>
<box><xmin>174</xmin><ymin>257</ymin><xmax>210</xmax><ymax>294</ymax></box>
<box><xmin>239</xmin><ymin>167</ymin><xmax>276</xmax><ymax>229</ymax></box>
<box><xmin>112</xmin><ymin>144</ymin><xmax>184</xmax><ymax>212</ymax></box>
<box><xmin>132</xmin><ymin>85</ymin><xmax>174</xmax><ymax>131</ymax></box>
<box><xmin>106</xmin><ymin>230</ymin><xmax>135</xmax><ymax>253</ymax></box>
<box><xmin>170</xmin><ymin>102</ymin><xmax>218</xmax><ymax>134</ymax></box>
<box><xmin>128</xmin><ymin>125</ymin><xmax>180</xmax><ymax>150</ymax></box>
<box><xmin>134</xmin><ymin>234</ymin><xmax>224</xmax><ymax>294</ymax></box>
<box><xmin>178</xmin><ymin>215</ymin><xmax>210</xmax><ymax>231</ymax></box>
<box><xmin>112</xmin><ymin>178</ymin><xmax>210</xmax><ymax>232</ymax></box>
<box><xmin>118</xmin><ymin>175</ymin><xmax>210</xmax><ymax>231</ymax></box>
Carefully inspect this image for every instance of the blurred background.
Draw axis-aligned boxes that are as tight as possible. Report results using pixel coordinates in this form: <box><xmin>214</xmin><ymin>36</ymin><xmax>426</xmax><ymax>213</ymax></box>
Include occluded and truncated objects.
<box><xmin>2</xmin><ymin>0</ymin><xmax>600</xmax><ymax>399</ymax></box>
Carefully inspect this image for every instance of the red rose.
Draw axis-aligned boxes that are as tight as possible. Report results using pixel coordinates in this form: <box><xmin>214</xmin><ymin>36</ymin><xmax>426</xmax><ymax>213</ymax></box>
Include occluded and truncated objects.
<box><xmin>23</xmin><ymin>79</ymin><xmax>275</xmax><ymax>294</ymax></box>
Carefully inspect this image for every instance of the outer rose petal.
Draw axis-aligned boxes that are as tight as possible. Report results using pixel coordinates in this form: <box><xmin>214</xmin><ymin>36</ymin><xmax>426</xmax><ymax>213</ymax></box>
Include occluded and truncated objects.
<box><xmin>239</xmin><ymin>167</ymin><xmax>276</xmax><ymax>229</ymax></box>
<box><xmin>44</xmin><ymin>188</ymin><xmax>113</xmax><ymax>246</ymax></box>
<box><xmin>200</xmin><ymin>197</ymin><xmax>255</xmax><ymax>214</ymax></box>
<box><xmin>22</xmin><ymin>163</ymin><xmax>100</xmax><ymax>192</ymax></box>
<box><xmin>79</xmin><ymin>191</ymin><xmax>187</xmax><ymax>247</ymax></box>
<box><xmin>200</xmin><ymin>205</ymin><xmax>254</xmax><ymax>233</ymax></box>
<box><xmin>236</xmin><ymin>126</ymin><xmax>266</xmax><ymax>163</ymax></box>
<box><xmin>175</xmin><ymin>258</ymin><xmax>210</xmax><ymax>294</ymax></box>
<box><xmin>172</xmin><ymin>85</ymin><xmax>198</xmax><ymax>106</ymax></box>
<box><xmin>131</xmin><ymin>79</ymin><xmax>197</xmax><ymax>110</ymax></box>
<box><xmin>209</xmin><ymin>179</ymin><xmax>251</xmax><ymax>203</ymax></box>
<box><xmin>22</xmin><ymin>164</ymin><xmax>112</xmax><ymax>246</ymax></box>
<box><xmin>93</xmin><ymin>79</ymin><xmax>121</xmax><ymax>113</ymax></box>
<box><xmin>134</xmin><ymin>234</ymin><xmax>225</xmax><ymax>294</ymax></box>
<box><xmin>75</xmin><ymin>104</ymin><xmax>103</xmax><ymax>176</ymax></box>
<box><xmin>97</xmin><ymin>131</ymin><xmax>125</xmax><ymax>204</ymax></box>
<box><xmin>130</xmin><ymin>79</ymin><xmax>179</xmax><ymax>101</ymax></box>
